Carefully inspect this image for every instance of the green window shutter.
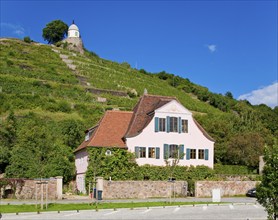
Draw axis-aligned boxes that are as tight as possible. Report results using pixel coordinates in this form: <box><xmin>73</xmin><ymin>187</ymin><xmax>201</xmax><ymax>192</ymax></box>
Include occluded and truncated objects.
<box><xmin>178</xmin><ymin>117</ymin><xmax>182</xmax><ymax>133</ymax></box>
<box><xmin>166</xmin><ymin>116</ymin><xmax>170</xmax><ymax>133</ymax></box>
<box><xmin>186</xmin><ymin>148</ymin><xmax>190</xmax><ymax>160</ymax></box>
<box><xmin>135</xmin><ymin>146</ymin><xmax>139</xmax><ymax>158</ymax></box>
<box><xmin>164</xmin><ymin>144</ymin><xmax>169</xmax><ymax>159</ymax></box>
<box><xmin>156</xmin><ymin>147</ymin><xmax>160</xmax><ymax>159</ymax></box>
<box><xmin>179</xmin><ymin>144</ymin><xmax>184</xmax><ymax>160</ymax></box>
<box><xmin>155</xmin><ymin>117</ymin><xmax>159</xmax><ymax>132</ymax></box>
<box><xmin>205</xmin><ymin>149</ymin><xmax>209</xmax><ymax>160</ymax></box>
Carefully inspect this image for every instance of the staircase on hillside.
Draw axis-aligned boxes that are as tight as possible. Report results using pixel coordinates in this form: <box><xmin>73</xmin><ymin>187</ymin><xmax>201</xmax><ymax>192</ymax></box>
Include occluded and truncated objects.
<box><xmin>51</xmin><ymin>48</ymin><xmax>128</xmax><ymax>101</ymax></box>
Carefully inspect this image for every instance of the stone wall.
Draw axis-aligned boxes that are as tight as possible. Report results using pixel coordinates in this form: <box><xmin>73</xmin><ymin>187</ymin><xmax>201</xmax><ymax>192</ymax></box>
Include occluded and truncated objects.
<box><xmin>86</xmin><ymin>88</ymin><xmax>128</xmax><ymax>97</ymax></box>
<box><xmin>102</xmin><ymin>180</ymin><xmax>187</xmax><ymax>199</ymax></box>
<box><xmin>63</xmin><ymin>37</ymin><xmax>84</xmax><ymax>54</ymax></box>
<box><xmin>1</xmin><ymin>178</ymin><xmax>61</xmax><ymax>200</ymax></box>
<box><xmin>195</xmin><ymin>181</ymin><xmax>259</xmax><ymax>197</ymax></box>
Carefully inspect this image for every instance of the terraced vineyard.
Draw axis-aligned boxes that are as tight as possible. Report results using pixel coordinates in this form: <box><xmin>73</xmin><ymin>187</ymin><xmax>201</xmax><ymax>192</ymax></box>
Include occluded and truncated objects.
<box><xmin>0</xmin><ymin>38</ymin><xmax>222</xmax><ymax>126</ymax></box>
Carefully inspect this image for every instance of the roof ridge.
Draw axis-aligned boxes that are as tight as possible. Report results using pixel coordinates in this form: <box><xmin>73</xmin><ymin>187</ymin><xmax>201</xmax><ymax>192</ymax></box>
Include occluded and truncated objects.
<box><xmin>106</xmin><ymin>110</ymin><xmax>133</xmax><ymax>114</ymax></box>
<box><xmin>85</xmin><ymin>124</ymin><xmax>98</xmax><ymax>132</ymax></box>
<box><xmin>143</xmin><ymin>94</ymin><xmax>177</xmax><ymax>99</ymax></box>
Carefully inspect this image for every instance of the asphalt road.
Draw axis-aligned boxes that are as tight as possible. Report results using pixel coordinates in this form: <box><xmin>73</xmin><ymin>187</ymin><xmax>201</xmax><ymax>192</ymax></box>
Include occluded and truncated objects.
<box><xmin>0</xmin><ymin>196</ymin><xmax>257</xmax><ymax>205</ymax></box>
<box><xmin>2</xmin><ymin>203</ymin><xmax>267</xmax><ymax>220</ymax></box>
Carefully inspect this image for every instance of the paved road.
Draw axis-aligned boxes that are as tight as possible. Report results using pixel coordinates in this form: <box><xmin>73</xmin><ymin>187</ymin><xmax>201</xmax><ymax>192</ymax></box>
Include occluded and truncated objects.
<box><xmin>0</xmin><ymin>197</ymin><xmax>257</xmax><ymax>205</ymax></box>
<box><xmin>2</xmin><ymin>203</ymin><xmax>267</xmax><ymax>220</ymax></box>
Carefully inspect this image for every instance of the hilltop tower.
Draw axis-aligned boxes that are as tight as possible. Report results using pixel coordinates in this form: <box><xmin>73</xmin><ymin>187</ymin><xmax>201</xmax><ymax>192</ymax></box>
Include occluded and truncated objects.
<box><xmin>63</xmin><ymin>20</ymin><xmax>84</xmax><ymax>54</ymax></box>
<box><xmin>68</xmin><ymin>20</ymin><xmax>80</xmax><ymax>38</ymax></box>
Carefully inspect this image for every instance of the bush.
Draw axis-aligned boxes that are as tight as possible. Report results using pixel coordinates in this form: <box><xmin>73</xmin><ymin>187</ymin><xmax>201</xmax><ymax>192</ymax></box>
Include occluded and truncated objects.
<box><xmin>8</xmin><ymin>51</ymin><xmax>15</xmax><ymax>56</ymax></box>
<box><xmin>6</xmin><ymin>60</ymin><xmax>13</xmax><ymax>66</ymax></box>
<box><xmin>127</xmin><ymin>89</ymin><xmax>138</xmax><ymax>98</ymax></box>
<box><xmin>55</xmin><ymin>41</ymin><xmax>62</xmax><ymax>47</ymax></box>
<box><xmin>89</xmin><ymin>51</ymin><xmax>99</xmax><ymax>58</ymax></box>
<box><xmin>58</xmin><ymin>101</ymin><xmax>71</xmax><ymax>113</ymax></box>
<box><xmin>63</xmin><ymin>41</ymin><xmax>68</xmax><ymax>49</ymax></box>
<box><xmin>214</xmin><ymin>164</ymin><xmax>251</xmax><ymax>175</ymax></box>
<box><xmin>23</xmin><ymin>36</ymin><xmax>31</xmax><ymax>43</ymax></box>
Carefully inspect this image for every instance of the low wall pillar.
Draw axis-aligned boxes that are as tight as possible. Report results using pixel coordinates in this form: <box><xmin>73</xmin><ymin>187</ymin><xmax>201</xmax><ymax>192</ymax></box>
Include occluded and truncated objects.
<box><xmin>56</xmin><ymin>176</ymin><xmax>63</xmax><ymax>200</ymax></box>
<box><xmin>96</xmin><ymin>177</ymin><xmax>103</xmax><ymax>200</ymax></box>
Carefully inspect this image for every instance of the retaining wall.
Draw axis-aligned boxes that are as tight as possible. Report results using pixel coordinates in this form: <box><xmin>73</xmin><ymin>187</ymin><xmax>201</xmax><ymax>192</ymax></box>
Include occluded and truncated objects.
<box><xmin>102</xmin><ymin>180</ymin><xmax>187</xmax><ymax>199</ymax></box>
<box><xmin>195</xmin><ymin>181</ymin><xmax>259</xmax><ymax>197</ymax></box>
<box><xmin>0</xmin><ymin>177</ymin><xmax>62</xmax><ymax>200</ymax></box>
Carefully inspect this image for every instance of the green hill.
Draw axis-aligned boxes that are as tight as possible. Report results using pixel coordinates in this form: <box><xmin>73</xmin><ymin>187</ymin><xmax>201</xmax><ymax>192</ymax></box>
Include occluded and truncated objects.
<box><xmin>0</xmin><ymin>38</ymin><xmax>277</xmax><ymax>181</ymax></box>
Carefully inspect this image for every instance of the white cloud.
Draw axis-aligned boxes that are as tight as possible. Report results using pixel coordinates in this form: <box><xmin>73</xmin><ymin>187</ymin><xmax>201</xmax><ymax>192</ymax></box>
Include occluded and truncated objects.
<box><xmin>238</xmin><ymin>82</ymin><xmax>278</xmax><ymax>108</ymax></box>
<box><xmin>206</xmin><ymin>44</ymin><xmax>217</xmax><ymax>53</ymax></box>
<box><xmin>0</xmin><ymin>22</ymin><xmax>25</xmax><ymax>36</ymax></box>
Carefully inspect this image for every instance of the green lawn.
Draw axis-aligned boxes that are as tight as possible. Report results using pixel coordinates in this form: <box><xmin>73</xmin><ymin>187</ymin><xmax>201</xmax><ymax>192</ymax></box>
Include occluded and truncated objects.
<box><xmin>0</xmin><ymin>201</ymin><xmax>222</xmax><ymax>213</ymax></box>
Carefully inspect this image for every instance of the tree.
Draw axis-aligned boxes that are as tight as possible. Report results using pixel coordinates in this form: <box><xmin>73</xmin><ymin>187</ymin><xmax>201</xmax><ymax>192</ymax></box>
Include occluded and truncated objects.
<box><xmin>60</xmin><ymin>119</ymin><xmax>84</xmax><ymax>150</ymax></box>
<box><xmin>164</xmin><ymin>145</ymin><xmax>185</xmax><ymax>201</ymax></box>
<box><xmin>42</xmin><ymin>20</ymin><xmax>68</xmax><ymax>44</ymax></box>
<box><xmin>0</xmin><ymin>112</ymin><xmax>17</xmax><ymax>173</ymax></box>
<box><xmin>225</xmin><ymin>91</ymin><xmax>234</xmax><ymax>99</ymax></box>
<box><xmin>164</xmin><ymin>145</ymin><xmax>184</xmax><ymax>181</ymax></box>
<box><xmin>226</xmin><ymin>132</ymin><xmax>264</xmax><ymax>169</ymax></box>
<box><xmin>256</xmin><ymin>141</ymin><xmax>278</xmax><ymax>220</ymax></box>
<box><xmin>5</xmin><ymin>122</ymin><xmax>52</xmax><ymax>178</ymax></box>
<box><xmin>44</xmin><ymin>142</ymin><xmax>75</xmax><ymax>183</ymax></box>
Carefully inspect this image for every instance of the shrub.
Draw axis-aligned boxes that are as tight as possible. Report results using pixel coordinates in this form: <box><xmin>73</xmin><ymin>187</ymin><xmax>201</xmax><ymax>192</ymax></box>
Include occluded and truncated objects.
<box><xmin>8</xmin><ymin>51</ymin><xmax>15</xmax><ymax>56</ymax></box>
<box><xmin>6</xmin><ymin>60</ymin><xmax>13</xmax><ymax>66</ymax></box>
<box><xmin>127</xmin><ymin>89</ymin><xmax>138</xmax><ymax>98</ymax></box>
<box><xmin>214</xmin><ymin>164</ymin><xmax>251</xmax><ymax>175</ymax></box>
<box><xmin>58</xmin><ymin>101</ymin><xmax>71</xmax><ymax>113</ymax></box>
<box><xmin>55</xmin><ymin>41</ymin><xmax>62</xmax><ymax>47</ymax></box>
<box><xmin>89</xmin><ymin>51</ymin><xmax>99</xmax><ymax>58</ymax></box>
<box><xmin>23</xmin><ymin>36</ymin><xmax>31</xmax><ymax>43</ymax></box>
<box><xmin>121</xmin><ymin>62</ymin><xmax>131</xmax><ymax>69</ymax></box>
<box><xmin>63</xmin><ymin>41</ymin><xmax>68</xmax><ymax>49</ymax></box>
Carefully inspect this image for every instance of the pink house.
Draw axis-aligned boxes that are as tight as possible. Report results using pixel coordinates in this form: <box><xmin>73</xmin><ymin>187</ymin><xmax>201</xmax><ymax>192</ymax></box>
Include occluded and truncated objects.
<box><xmin>74</xmin><ymin>94</ymin><xmax>215</xmax><ymax>193</ymax></box>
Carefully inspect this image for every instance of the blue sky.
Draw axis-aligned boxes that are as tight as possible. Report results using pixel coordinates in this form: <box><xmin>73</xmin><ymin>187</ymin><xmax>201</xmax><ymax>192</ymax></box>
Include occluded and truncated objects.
<box><xmin>1</xmin><ymin>0</ymin><xmax>277</xmax><ymax>108</ymax></box>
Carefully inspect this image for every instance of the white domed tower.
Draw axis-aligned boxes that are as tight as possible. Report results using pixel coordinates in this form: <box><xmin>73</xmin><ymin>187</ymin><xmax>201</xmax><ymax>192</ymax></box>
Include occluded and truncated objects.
<box><xmin>63</xmin><ymin>20</ymin><xmax>84</xmax><ymax>54</ymax></box>
<box><xmin>68</xmin><ymin>21</ymin><xmax>80</xmax><ymax>38</ymax></box>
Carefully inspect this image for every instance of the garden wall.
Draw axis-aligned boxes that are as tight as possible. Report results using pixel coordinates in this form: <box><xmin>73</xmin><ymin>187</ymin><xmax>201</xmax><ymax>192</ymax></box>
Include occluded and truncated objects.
<box><xmin>0</xmin><ymin>177</ymin><xmax>63</xmax><ymax>200</ymax></box>
<box><xmin>102</xmin><ymin>180</ymin><xmax>187</xmax><ymax>199</ymax></box>
<box><xmin>195</xmin><ymin>181</ymin><xmax>259</xmax><ymax>197</ymax></box>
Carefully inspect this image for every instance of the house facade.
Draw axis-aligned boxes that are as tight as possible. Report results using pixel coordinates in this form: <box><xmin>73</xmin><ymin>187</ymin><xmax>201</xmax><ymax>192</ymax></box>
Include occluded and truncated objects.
<box><xmin>75</xmin><ymin>94</ymin><xmax>214</xmax><ymax>193</ymax></box>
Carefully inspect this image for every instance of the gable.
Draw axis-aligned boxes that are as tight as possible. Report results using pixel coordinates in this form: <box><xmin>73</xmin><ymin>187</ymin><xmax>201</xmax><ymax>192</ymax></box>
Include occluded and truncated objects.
<box><xmin>155</xmin><ymin>100</ymin><xmax>192</xmax><ymax>115</ymax></box>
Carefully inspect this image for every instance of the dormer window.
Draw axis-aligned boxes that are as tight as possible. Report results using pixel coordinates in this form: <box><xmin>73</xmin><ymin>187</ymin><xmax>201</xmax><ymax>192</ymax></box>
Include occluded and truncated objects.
<box><xmin>85</xmin><ymin>129</ymin><xmax>93</xmax><ymax>141</ymax></box>
<box><xmin>85</xmin><ymin>133</ymin><xmax>89</xmax><ymax>141</ymax></box>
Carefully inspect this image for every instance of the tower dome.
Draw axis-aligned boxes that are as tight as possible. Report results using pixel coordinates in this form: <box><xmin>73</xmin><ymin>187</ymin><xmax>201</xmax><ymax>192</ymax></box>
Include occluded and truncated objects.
<box><xmin>68</xmin><ymin>20</ymin><xmax>80</xmax><ymax>38</ymax></box>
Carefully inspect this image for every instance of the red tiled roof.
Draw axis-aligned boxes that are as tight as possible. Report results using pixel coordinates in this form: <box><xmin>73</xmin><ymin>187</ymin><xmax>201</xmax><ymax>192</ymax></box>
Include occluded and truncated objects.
<box><xmin>74</xmin><ymin>111</ymin><xmax>133</xmax><ymax>153</ymax></box>
<box><xmin>124</xmin><ymin>94</ymin><xmax>177</xmax><ymax>138</ymax></box>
